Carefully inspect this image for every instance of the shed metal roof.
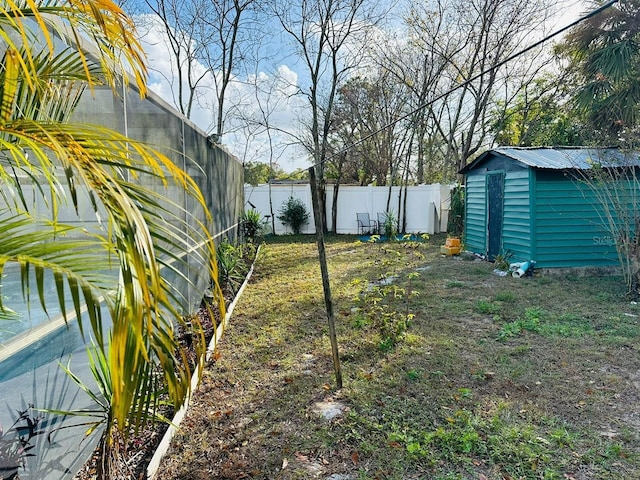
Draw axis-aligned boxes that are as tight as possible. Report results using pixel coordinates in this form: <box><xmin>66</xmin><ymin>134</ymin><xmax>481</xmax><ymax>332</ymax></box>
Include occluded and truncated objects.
<box><xmin>460</xmin><ymin>147</ymin><xmax>640</xmax><ymax>173</ymax></box>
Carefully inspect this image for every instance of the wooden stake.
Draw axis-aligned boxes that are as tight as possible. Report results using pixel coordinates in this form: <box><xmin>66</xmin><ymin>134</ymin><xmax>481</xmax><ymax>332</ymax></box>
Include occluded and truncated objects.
<box><xmin>308</xmin><ymin>167</ymin><xmax>343</xmax><ymax>389</ymax></box>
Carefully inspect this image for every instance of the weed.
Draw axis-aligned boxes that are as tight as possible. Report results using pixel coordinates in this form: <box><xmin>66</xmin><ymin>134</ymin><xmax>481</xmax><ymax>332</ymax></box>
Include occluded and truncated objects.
<box><xmin>493</xmin><ymin>251</ymin><xmax>514</xmax><ymax>271</ymax></box>
<box><xmin>351</xmin><ymin>312</ymin><xmax>369</xmax><ymax>329</ymax></box>
<box><xmin>379</xmin><ymin>211</ymin><xmax>399</xmax><ymax>239</ymax></box>
<box><xmin>540</xmin><ymin>312</ymin><xmax>593</xmax><ymax>337</ymax></box>
<box><xmin>405</xmin><ymin>369</ymin><xmax>422</xmax><ymax>381</ymax></box>
<box><xmin>433</xmin><ymin>474</ymin><xmax>464</xmax><ymax>480</ymax></box>
<box><xmin>476</xmin><ymin>300</ymin><xmax>501</xmax><ymax>314</ymax></box>
<box><xmin>497</xmin><ymin>307</ymin><xmax>542</xmax><ymax>340</ymax></box>
<box><xmin>549</xmin><ymin>428</ymin><xmax>576</xmax><ymax>447</ymax></box>
<box><xmin>455</xmin><ymin>388</ymin><xmax>473</xmax><ymax>400</ymax></box>
<box><xmin>494</xmin><ymin>291</ymin><xmax>516</xmax><ymax>302</ymax></box>
<box><xmin>383</xmin><ymin>405</ymin><xmax>578</xmax><ymax>478</ymax></box>
<box><xmin>352</xmin><ymin>275</ymin><xmax>416</xmax><ymax>350</ymax></box>
<box><xmin>595</xmin><ymin>291</ymin><xmax>615</xmax><ymax>303</ymax></box>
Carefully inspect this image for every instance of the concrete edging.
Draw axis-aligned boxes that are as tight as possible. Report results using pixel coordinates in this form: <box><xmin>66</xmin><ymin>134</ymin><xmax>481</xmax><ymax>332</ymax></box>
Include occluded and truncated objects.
<box><xmin>146</xmin><ymin>245</ymin><xmax>260</xmax><ymax>479</ymax></box>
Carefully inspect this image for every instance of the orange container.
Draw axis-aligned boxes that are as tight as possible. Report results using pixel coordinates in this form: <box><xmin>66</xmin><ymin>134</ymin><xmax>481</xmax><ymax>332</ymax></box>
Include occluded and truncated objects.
<box><xmin>440</xmin><ymin>245</ymin><xmax>461</xmax><ymax>256</ymax></box>
<box><xmin>445</xmin><ymin>237</ymin><xmax>461</xmax><ymax>247</ymax></box>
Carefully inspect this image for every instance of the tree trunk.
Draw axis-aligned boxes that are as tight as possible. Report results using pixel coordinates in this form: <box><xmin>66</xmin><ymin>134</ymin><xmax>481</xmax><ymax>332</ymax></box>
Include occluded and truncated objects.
<box><xmin>331</xmin><ymin>182</ymin><xmax>340</xmax><ymax>233</ymax></box>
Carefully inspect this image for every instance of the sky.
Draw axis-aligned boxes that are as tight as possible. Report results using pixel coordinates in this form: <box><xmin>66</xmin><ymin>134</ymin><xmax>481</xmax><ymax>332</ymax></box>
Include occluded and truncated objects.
<box><xmin>134</xmin><ymin>0</ymin><xmax>591</xmax><ymax>173</ymax></box>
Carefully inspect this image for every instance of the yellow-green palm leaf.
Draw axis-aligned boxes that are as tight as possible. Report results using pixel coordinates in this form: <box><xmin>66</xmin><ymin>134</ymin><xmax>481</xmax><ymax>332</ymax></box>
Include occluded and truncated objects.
<box><xmin>0</xmin><ymin>0</ymin><xmax>224</xmax><ymax>448</ymax></box>
<box><xmin>0</xmin><ymin>0</ymin><xmax>147</xmax><ymax>94</ymax></box>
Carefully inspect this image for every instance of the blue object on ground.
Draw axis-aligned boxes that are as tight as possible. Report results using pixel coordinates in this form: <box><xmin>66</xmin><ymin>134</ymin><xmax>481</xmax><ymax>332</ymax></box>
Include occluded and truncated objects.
<box><xmin>358</xmin><ymin>234</ymin><xmax>426</xmax><ymax>243</ymax></box>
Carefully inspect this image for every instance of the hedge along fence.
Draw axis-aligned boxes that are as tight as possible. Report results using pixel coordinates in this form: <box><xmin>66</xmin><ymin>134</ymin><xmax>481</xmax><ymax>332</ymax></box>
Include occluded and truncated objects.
<box><xmin>244</xmin><ymin>182</ymin><xmax>453</xmax><ymax>235</ymax></box>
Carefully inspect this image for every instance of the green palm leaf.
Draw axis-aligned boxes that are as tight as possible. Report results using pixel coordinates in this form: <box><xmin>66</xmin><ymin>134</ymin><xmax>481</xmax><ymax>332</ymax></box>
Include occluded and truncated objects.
<box><xmin>0</xmin><ymin>0</ymin><xmax>225</xmax><ymax>456</ymax></box>
<box><xmin>0</xmin><ymin>0</ymin><xmax>148</xmax><ymax>94</ymax></box>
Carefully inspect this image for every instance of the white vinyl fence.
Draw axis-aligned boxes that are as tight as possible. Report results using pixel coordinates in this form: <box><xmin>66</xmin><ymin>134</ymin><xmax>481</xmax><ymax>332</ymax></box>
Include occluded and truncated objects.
<box><xmin>244</xmin><ymin>182</ymin><xmax>453</xmax><ymax>235</ymax></box>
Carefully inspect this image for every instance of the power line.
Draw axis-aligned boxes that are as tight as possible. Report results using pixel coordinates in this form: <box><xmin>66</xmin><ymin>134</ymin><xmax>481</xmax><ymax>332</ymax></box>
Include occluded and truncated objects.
<box><xmin>312</xmin><ymin>0</ymin><xmax>620</xmax><ymax>169</ymax></box>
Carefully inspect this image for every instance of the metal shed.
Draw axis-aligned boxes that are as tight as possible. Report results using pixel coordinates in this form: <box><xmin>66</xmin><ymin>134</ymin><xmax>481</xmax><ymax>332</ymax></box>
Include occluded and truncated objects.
<box><xmin>459</xmin><ymin>147</ymin><xmax>640</xmax><ymax>269</ymax></box>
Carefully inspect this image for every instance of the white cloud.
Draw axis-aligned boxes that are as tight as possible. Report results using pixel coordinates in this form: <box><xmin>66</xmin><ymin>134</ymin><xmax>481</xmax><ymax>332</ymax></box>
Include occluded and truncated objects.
<box><xmin>552</xmin><ymin>0</ymin><xmax>590</xmax><ymax>30</ymax></box>
<box><xmin>133</xmin><ymin>14</ymin><xmax>310</xmax><ymax>173</ymax></box>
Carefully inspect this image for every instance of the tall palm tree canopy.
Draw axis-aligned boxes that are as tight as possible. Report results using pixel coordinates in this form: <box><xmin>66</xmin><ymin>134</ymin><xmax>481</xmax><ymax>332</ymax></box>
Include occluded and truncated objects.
<box><xmin>563</xmin><ymin>0</ymin><xmax>640</xmax><ymax>135</ymax></box>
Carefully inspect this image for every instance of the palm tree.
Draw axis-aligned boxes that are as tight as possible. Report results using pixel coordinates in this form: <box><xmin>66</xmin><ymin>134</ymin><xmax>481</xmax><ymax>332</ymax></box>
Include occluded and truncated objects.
<box><xmin>561</xmin><ymin>0</ymin><xmax>640</xmax><ymax>140</ymax></box>
<box><xmin>0</xmin><ymin>0</ymin><xmax>224</xmax><ymax>475</ymax></box>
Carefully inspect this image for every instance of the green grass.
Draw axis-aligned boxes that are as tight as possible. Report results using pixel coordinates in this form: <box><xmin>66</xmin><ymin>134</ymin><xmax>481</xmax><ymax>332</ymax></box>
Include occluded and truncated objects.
<box><xmin>157</xmin><ymin>234</ymin><xmax>640</xmax><ymax>480</ymax></box>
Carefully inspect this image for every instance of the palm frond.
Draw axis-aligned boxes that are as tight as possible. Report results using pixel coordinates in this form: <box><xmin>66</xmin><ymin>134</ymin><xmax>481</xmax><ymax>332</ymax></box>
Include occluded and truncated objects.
<box><xmin>589</xmin><ymin>39</ymin><xmax>637</xmax><ymax>83</ymax></box>
<box><xmin>0</xmin><ymin>0</ymin><xmax>148</xmax><ymax>94</ymax></box>
<box><xmin>0</xmin><ymin>0</ymin><xmax>226</xmax><ymax>450</ymax></box>
<box><xmin>0</xmin><ymin>212</ymin><xmax>116</xmax><ymax>342</ymax></box>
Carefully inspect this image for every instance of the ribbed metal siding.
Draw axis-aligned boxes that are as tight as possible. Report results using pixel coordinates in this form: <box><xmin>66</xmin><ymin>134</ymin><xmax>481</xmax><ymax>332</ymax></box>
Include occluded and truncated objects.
<box><xmin>534</xmin><ymin>174</ymin><xmax>619</xmax><ymax>267</ymax></box>
<box><xmin>464</xmin><ymin>173</ymin><xmax>487</xmax><ymax>253</ymax></box>
<box><xmin>502</xmin><ymin>170</ymin><xmax>532</xmax><ymax>261</ymax></box>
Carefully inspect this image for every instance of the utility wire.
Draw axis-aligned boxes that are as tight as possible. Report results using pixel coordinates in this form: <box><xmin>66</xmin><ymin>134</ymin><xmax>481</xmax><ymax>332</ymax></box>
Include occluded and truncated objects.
<box><xmin>311</xmin><ymin>0</ymin><xmax>620</xmax><ymax>170</ymax></box>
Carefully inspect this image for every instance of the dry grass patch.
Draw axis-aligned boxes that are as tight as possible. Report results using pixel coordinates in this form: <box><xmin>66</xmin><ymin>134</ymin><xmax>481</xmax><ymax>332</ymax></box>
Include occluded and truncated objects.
<box><xmin>156</xmin><ymin>234</ymin><xmax>640</xmax><ymax>480</ymax></box>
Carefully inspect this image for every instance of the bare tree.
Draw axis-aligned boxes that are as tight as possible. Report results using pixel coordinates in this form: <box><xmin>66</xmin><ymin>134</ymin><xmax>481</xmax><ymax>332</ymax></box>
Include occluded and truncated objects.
<box><xmin>331</xmin><ymin>74</ymin><xmax>411</xmax><ymax>185</ymax></box>
<box><xmin>393</xmin><ymin>0</ymin><xmax>557</xmax><ymax>179</ymax></box>
<box><xmin>328</xmin><ymin>71</ymin><xmax>412</xmax><ymax>230</ymax></box>
<box><xmin>140</xmin><ymin>0</ymin><xmax>257</xmax><ymax>139</ymax></box>
<box><xmin>202</xmin><ymin>0</ymin><xmax>258</xmax><ymax>140</ymax></box>
<box><xmin>269</xmin><ymin>0</ymin><xmax>382</xmax><ymax>231</ymax></box>
<box><xmin>139</xmin><ymin>0</ymin><xmax>204</xmax><ymax>118</ymax></box>
<box><xmin>573</xmin><ymin>148</ymin><xmax>640</xmax><ymax>298</ymax></box>
<box><xmin>378</xmin><ymin>1</ymin><xmax>453</xmax><ymax>184</ymax></box>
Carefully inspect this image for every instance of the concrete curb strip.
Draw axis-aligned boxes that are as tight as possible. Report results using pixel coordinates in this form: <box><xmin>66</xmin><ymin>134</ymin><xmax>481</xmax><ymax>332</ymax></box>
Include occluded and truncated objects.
<box><xmin>146</xmin><ymin>245</ymin><xmax>260</xmax><ymax>479</ymax></box>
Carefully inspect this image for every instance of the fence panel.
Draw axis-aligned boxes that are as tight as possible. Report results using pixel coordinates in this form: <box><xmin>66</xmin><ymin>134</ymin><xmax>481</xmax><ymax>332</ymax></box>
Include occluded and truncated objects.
<box><xmin>244</xmin><ymin>183</ymin><xmax>452</xmax><ymax>235</ymax></box>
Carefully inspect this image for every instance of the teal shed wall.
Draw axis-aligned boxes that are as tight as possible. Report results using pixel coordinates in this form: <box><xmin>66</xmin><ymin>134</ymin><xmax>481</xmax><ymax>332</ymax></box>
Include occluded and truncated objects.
<box><xmin>463</xmin><ymin>154</ymin><xmax>532</xmax><ymax>261</ymax></box>
<box><xmin>502</xmin><ymin>170</ymin><xmax>533</xmax><ymax>261</ymax></box>
<box><xmin>533</xmin><ymin>171</ymin><xmax>618</xmax><ymax>268</ymax></box>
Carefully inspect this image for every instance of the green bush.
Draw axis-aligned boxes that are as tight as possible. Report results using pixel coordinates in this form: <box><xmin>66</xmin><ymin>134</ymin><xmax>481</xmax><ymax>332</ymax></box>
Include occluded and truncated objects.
<box><xmin>277</xmin><ymin>196</ymin><xmax>310</xmax><ymax>234</ymax></box>
<box><xmin>448</xmin><ymin>185</ymin><xmax>464</xmax><ymax>237</ymax></box>
<box><xmin>241</xmin><ymin>209</ymin><xmax>264</xmax><ymax>243</ymax></box>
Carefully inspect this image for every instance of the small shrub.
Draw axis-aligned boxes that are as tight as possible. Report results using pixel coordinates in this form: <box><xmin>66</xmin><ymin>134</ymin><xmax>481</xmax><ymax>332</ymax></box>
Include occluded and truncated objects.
<box><xmin>216</xmin><ymin>238</ymin><xmax>248</xmax><ymax>295</ymax></box>
<box><xmin>493</xmin><ymin>251</ymin><xmax>513</xmax><ymax>271</ymax></box>
<box><xmin>380</xmin><ymin>211</ymin><xmax>398</xmax><ymax>239</ymax></box>
<box><xmin>353</xmin><ymin>283</ymin><xmax>413</xmax><ymax>349</ymax></box>
<box><xmin>240</xmin><ymin>209</ymin><xmax>264</xmax><ymax>243</ymax></box>
<box><xmin>277</xmin><ymin>196</ymin><xmax>310</xmax><ymax>234</ymax></box>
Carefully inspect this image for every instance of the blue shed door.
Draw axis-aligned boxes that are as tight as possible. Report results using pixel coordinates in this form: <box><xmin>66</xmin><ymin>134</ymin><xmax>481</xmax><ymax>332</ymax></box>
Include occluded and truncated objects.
<box><xmin>487</xmin><ymin>172</ymin><xmax>505</xmax><ymax>261</ymax></box>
